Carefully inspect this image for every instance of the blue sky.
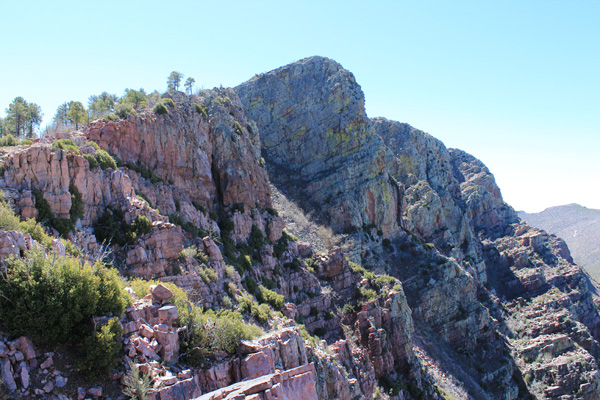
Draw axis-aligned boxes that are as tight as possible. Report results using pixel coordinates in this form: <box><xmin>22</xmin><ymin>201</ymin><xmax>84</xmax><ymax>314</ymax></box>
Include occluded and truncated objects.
<box><xmin>0</xmin><ymin>0</ymin><xmax>598</xmax><ymax>212</ymax></box>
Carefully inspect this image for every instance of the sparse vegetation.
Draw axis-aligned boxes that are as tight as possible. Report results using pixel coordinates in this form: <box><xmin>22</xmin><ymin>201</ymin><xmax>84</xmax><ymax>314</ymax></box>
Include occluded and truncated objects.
<box><xmin>153</xmin><ymin>101</ymin><xmax>169</xmax><ymax>115</ymax></box>
<box><xmin>0</xmin><ymin>250</ymin><xmax>130</xmax><ymax>344</ymax></box>
<box><xmin>0</xmin><ymin>134</ymin><xmax>19</xmax><ymax>147</ymax></box>
<box><xmin>52</xmin><ymin>138</ymin><xmax>80</xmax><ymax>154</ymax></box>
<box><xmin>33</xmin><ymin>188</ymin><xmax>74</xmax><ymax>236</ymax></box>
<box><xmin>78</xmin><ymin>317</ymin><xmax>123</xmax><ymax>378</ymax></box>
<box><xmin>122</xmin><ymin>360</ymin><xmax>152</xmax><ymax>400</ymax></box>
<box><xmin>94</xmin><ymin>207</ymin><xmax>153</xmax><ymax>246</ymax></box>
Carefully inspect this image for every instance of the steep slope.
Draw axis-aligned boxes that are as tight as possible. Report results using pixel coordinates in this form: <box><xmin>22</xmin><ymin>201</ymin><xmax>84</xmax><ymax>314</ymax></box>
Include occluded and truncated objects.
<box><xmin>235</xmin><ymin>56</ymin><xmax>399</xmax><ymax>238</ymax></box>
<box><xmin>236</xmin><ymin>56</ymin><xmax>600</xmax><ymax>399</ymax></box>
<box><xmin>1</xmin><ymin>57</ymin><xmax>600</xmax><ymax>400</ymax></box>
<box><xmin>519</xmin><ymin>204</ymin><xmax>600</xmax><ymax>279</ymax></box>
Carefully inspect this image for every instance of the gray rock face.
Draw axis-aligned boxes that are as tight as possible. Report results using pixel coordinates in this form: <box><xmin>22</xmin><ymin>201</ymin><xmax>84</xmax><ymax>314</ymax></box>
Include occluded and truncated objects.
<box><xmin>519</xmin><ymin>204</ymin><xmax>600</xmax><ymax>280</ymax></box>
<box><xmin>449</xmin><ymin>148</ymin><xmax>518</xmax><ymax>235</ymax></box>
<box><xmin>373</xmin><ymin>118</ymin><xmax>474</xmax><ymax>256</ymax></box>
<box><xmin>235</xmin><ymin>56</ymin><xmax>399</xmax><ymax>237</ymax></box>
<box><xmin>374</xmin><ymin>117</ymin><xmax>517</xmax><ymax>281</ymax></box>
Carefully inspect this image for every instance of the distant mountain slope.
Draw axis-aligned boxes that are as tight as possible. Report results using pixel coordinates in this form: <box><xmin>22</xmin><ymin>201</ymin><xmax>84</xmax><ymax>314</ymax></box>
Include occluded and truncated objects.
<box><xmin>519</xmin><ymin>204</ymin><xmax>600</xmax><ymax>278</ymax></box>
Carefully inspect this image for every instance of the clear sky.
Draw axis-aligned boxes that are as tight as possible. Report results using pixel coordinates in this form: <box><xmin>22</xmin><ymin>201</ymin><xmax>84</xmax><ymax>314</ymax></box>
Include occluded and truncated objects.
<box><xmin>0</xmin><ymin>0</ymin><xmax>598</xmax><ymax>212</ymax></box>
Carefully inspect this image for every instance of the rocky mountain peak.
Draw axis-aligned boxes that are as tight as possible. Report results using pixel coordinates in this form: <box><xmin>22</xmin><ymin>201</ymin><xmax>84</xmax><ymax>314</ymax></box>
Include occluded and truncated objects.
<box><xmin>0</xmin><ymin>57</ymin><xmax>599</xmax><ymax>400</ymax></box>
<box><xmin>236</xmin><ymin>57</ymin><xmax>398</xmax><ymax>237</ymax></box>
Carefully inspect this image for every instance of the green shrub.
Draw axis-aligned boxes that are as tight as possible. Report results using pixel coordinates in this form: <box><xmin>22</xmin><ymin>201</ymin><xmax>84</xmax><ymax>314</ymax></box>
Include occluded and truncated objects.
<box><xmin>33</xmin><ymin>188</ymin><xmax>53</xmax><ymax>222</ymax></box>
<box><xmin>61</xmin><ymin>238</ymin><xmax>80</xmax><ymax>257</ymax></box>
<box><xmin>33</xmin><ymin>188</ymin><xmax>74</xmax><ymax>236</ymax></box>
<box><xmin>0</xmin><ymin>134</ymin><xmax>19</xmax><ymax>147</ymax></box>
<box><xmin>243</xmin><ymin>276</ymin><xmax>259</xmax><ymax>295</ymax></box>
<box><xmin>373</xmin><ymin>274</ymin><xmax>396</xmax><ymax>289</ymax></box>
<box><xmin>136</xmin><ymin>193</ymin><xmax>154</xmax><ymax>209</ymax></box>
<box><xmin>266</xmin><ymin>207</ymin><xmax>278</xmax><ymax>216</ymax></box>
<box><xmin>78</xmin><ymin>317</ymin><xmax>123</xmax><ymax>378</ymax></box>
<box><xmin>257</xmin><ymin>285</ymin><xmax>284</xmax><ymax>310</ymax></box>
<box><xmin>238</xmin><ymin>254</ymin><xmax>251</xmax><ymax>270</ymax></box>
<box><xmin>359</xmin><ymin>287</ymin><xmax>377</xmax><ymax>301</ymax></box>
<box><xmin>349</xmin><ymin>261</ymin><xmax>366</xmax><ymax>275</ymax></box>
<box><xmin>249</xmin><ymin>225</ymin><xmax>265</xmax><ymax>250</ymax></box>
<box><xmin>193</xmin><ymin>103</ymin><xmax>208</xmax><ymax>119</ymax></box>
<box><xmin>225</xmin><ymin>282</ymin><xmax>237</xmax><ymax>296</ymax></box>
<box><xmin>218</xmin><ymin>216</ymin><xmax>234</xmax><ymax>233</ymax></box>
<box><xmin>0</xmin><ymin>252</ymin><xmax>130</xmax><ymax>344</ymax></box>
<box><xmin>131</xmin><ymin>215</ymin><xmax>152</xmax><ymax>236</ymax></box>
<box><xmin>52</xmin><ymin>139</ymin><xmax>80</xmax><ymax>154</ymax></box>
<box><xmin>0</xmin><ymin>205</ymin><xmax>21</xmax><ymax>231</ymax></box>
<box><xmin>153</xmin><ymin>102</ymin><xmax>169</xmax><ymax>115</ymax></box>
<box><xmin>18</xmin><ymin>218</ymin><xmax>53</xmax><ymax>249</ymax></box>
<box><xmin>122</xmin><ymin>360</ymin><xmax>151</xmax><ymax>400</ymax></box>
<box><xmin>115</xmin><ymin>103</ymin><xmax>137</xmax><ymax>119</ymax></box>
<box><xmin>53</xmin><ymin>217</ymin><xmax>75</xmax><ymax>237</ymax></box>
<box><xmin>96</xmin><ymin>149</ymin><xmax>117</xmax><ymax>170</ymax></box>
<box><xmin>342</xmin><ymin>303</ymin><xmax>356</xmax><ymax>314</ymax></box>
<box><xmin>161</xmin><ymin>98</ymin><xmax>176</xmax><ymax>108</ymax></box>
<box><xmin>222</xmin><ymin>296</ymin><xmax>233</xmax><ymax>309</ymax></box>
<box><xmin>83</xmin><ymin>154</ymin><xmax>98</xmax><ymax>169</ymax></box>
<box><xmin>325</xmin><ymin>311</ymin><xmax>334</xmax><ymax>320</ymax></box>
<box><xmin>198</xmin><ymin>266</ymin><xmax>218</xmax><ymax>284</ymax></box>
<box><xmin>231</xmin><ymin>203</ymin><xmax>245</xmax><ymax>214</ymax></box>
<box><xmin>95</xmin><ymin>209</ymin><xmax>152</xmax><ymax>247</ymax></box>
<box><xmin>86</xmin><ymin>141</ymin><xmax>101</xmax><ymax>151</ymax></box>
<box><xmin>94</xmin><ymin>206</ymin><xmax>127</xmax><ymax>246</ymax></box>
<box><xmin>191</xmin><ymin>201</ymin><xmax>205</xmax><ymax>214</ymax></box>
<box><xmin>233</xmin><ymin>121</ymin><xmax>243</xmax><ymax>136</ymax></box>
<box><xmin>182</xmin><ymin>307</ymin><xmax>261</xmax><ymax>366</ymax></box>
<box><xmin>20</xmin><ymin>140</ymin><xmax>33</xmax><ymax>146</ymax></box>
<box><xmin>69</xmin><ymin>184</ymin><xmax>84</xmax><ymax>223</ymax></box>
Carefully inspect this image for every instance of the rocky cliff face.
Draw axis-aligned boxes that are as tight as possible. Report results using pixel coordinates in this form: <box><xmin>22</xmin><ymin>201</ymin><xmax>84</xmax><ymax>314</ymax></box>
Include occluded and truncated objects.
<box><xmin>1</xmin><ymin>56</ymin><xmax>599</xmax><ymax>400</ymax></box>
<box><xmin>87</xmin><ymin>89</ymin><xmax>271</xmax><ymax>218</ymax></box>
<box><xmin>235</xmin><ymin>57</ymin><xmax>399</xmax><ymax>238</ymax></box>
<box><xmin>234</xmin><ymin>56</ymin><xmax>600</xmax><ymax>399</ymax></box>
<box><xmin>519</xmin><ymin>204</ymin><xmax>600</xmax><ymax>280</ymax></box>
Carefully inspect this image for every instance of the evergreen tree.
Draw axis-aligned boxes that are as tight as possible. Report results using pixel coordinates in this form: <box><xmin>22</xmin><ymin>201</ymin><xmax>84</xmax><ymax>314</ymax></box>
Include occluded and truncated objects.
<box><xmin>185</xmin><ymin>77</ymin><xmax>195</xmax><ymax>95</ymax></box>
<box><xmin>167</xmin><ymin>71</ymin><xmax>183</xmax><ymax>92</ymax></box>
<box><xmin>67</xmin><ymin>101</ymin><xmax>86</xmax><ymax>130</ymax></box>
<box><xmin>88</xmin><ymin>92</ymin><xmax>117</xmax><ymax>118</ymax></box>
<box><xmin>5</xmin><ymin>97</ymin><xmax>29</xmax><ymax>136</ymax></box>
<box><xmin>54</xmin><ymin>103</ymin><xmax>69</xmax><ymax>126</ymax></box>
<box><xmin>119</xmin><ymin>88</ymin><xmax>147</xmax><ymax>109</ymax></box>
<box><xmin>26</xmin><ymin>103</ymin><xmax>42</xmax><ymax>138</ymax></box>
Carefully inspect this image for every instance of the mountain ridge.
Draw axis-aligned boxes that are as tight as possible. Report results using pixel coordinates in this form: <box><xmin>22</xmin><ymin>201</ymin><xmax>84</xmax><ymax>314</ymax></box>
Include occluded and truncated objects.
<box><xmin>519</xmin><ymin>203</ymin><xmax>600</xmax><ymax>280</ymax></box>
<box><xmin>0</xmin><ymin>56</ymin><xmax>598</xmax><ymax>400</ymax></box>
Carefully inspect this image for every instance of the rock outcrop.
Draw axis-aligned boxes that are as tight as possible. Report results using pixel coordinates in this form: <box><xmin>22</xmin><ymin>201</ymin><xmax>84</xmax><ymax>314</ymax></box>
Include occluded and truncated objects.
<box><xmin>87</xmin><ymin>89</ymin><xmax>270</xmax><ymax>214</ymax></box>
<box><xmin>235</xmin><ymin>56</ymin><xmax>399</xmax><ymax>237</ymax></box>
<box><xmin>1</xmin><ymin>56</ymin><xmax>599</xmax><ymax>400</ymax></box>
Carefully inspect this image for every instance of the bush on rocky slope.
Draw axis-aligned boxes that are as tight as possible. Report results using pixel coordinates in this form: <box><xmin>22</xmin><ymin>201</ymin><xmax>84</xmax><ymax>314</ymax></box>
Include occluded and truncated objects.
<box><xmin>129</xmin><ymin>278</ymin><xmax>262</xmax><ymax>366</ymax></box>
<box><xmin>0</xmin><ymin>250</ymin><xmax>130</xmax><ymax>344</ymax></box>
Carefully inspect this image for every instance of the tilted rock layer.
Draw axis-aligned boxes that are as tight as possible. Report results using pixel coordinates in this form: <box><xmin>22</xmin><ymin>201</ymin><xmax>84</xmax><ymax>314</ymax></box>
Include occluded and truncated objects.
<box><xmin>0</xmin><ymin>56</ymin><xmax>599</xmax><ymax>400</ymax></box>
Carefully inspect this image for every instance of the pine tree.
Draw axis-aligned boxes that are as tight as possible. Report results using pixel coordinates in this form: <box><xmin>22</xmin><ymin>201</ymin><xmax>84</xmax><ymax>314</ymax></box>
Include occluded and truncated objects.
<box><xmin>185</xmin><ymin>77</ymin><xmax>195</xmax><ymax>95</ymax></box>
<box><xmin>167</xmin><ymin>71</ymin><xmax>184</xmax><ymax>92</ymax></box>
